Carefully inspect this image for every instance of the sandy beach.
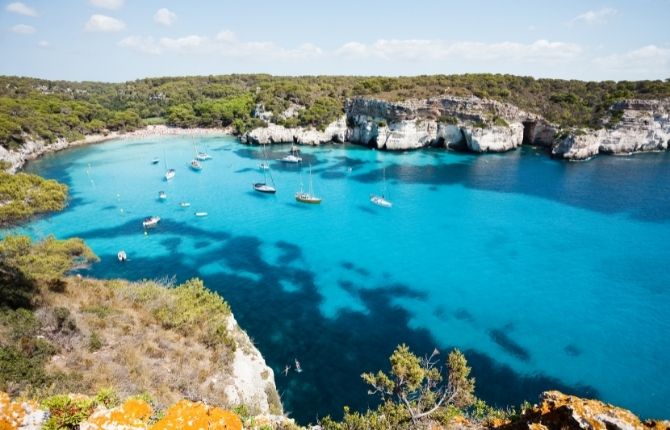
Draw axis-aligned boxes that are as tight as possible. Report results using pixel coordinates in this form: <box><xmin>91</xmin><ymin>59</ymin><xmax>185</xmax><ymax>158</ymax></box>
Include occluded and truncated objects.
<box><xmin>1</xmin><ymin>125</ymin><xmax>235</xmax><ymax>173</ymax></box>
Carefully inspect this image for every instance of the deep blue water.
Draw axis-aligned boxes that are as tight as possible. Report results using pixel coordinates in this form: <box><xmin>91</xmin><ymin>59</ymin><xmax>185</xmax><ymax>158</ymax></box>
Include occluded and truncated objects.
<box><xmin>9</xmin><ymin>135</ymin><xmax>670</xmax><ymax>423</ymax></box>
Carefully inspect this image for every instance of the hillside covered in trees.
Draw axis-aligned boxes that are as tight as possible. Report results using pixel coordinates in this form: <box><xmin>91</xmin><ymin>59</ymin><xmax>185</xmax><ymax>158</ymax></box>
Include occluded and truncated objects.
<box><xmin>1</xmin><ymin>74</ymin><xmax>669</xmax><ymax>149</ymax></box>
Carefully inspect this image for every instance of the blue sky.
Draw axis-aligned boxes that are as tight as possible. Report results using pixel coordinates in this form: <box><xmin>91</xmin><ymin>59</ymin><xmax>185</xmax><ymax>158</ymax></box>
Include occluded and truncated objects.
<box><xmin>1</xmin><ymin>0</ymin><xmax>669</xmax><ymax>82</ymax></box>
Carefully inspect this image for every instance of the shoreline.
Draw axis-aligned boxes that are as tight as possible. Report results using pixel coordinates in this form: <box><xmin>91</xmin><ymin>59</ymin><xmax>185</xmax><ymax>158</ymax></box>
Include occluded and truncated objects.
<box><xmin>1</xmin><ymin>125</ymin><xmax>235</xmax><ymax>173</ymax></box>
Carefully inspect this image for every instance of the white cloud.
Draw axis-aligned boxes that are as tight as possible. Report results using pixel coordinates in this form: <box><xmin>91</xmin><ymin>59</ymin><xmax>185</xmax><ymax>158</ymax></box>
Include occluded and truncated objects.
<box><xmin>593</xmin><ymin>45</ymin><xmax>670</xmax><ymax>76</ymax></box>
<box><xmin>37</xmin><ymin>40</ymin><xmax>50</xmax><ymax>48</ymax></box>
<box><xmin>6</xmin><ymin>2</ymin><xmax>37</xmax><ymax>17</ymax></box>
<box><xmin>216</xmin><ymin>30</ymin><xmax>237</xmax><ymax>43</ymax></box>
<box><xmin>569</xmin><ymin>8</ymin><xmax>618</xmax><ymax>25</ymax></box>
<box><xmin>85</xmin><ymin>14</ymin><xmax>125</xmax><ymax>32</ymax></box>
<box><xmin>118</xmin><ymin>36</ymin><xmax>161</xmax><ymax>54</ymax></box>
<box><xmin>89</xmin><ymin>0</ymin><xmax>124</xmax><ymax>10</ymax></box>
<box><xmin>10</xmin><ymin>24</ymin><xmax>36</xmax><ymax>35</ymax></box>
<box><xmin>119</xmin><ymin>29</ymin><xmax>323</xmax><ymax>60</ymax></box>
<box><xmin>154</xmin><ymin>8</ymin><xmax>177</xmax><ymax>27</ymax></box>
<box><xmin>334</xmin><ymin>39</ymin><xmax>582</xmax><ymax>63</ymax></box>
<box><xmin>160</xmin><ymin>35</ymin><xmax>208</xmax><ymax>51</ymax></box>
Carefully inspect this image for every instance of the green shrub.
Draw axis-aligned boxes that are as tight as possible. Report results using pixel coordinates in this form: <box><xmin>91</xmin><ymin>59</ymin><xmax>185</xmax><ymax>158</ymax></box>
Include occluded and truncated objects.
<box><xmin>42</xmin><ymin>394</ymin><xmax>96</xmax><ymax>430</ymax></box>
<box><xmin>88</xmin><ymin>331</ymin><xmax>103</xmax><ymax>351</ymax></box>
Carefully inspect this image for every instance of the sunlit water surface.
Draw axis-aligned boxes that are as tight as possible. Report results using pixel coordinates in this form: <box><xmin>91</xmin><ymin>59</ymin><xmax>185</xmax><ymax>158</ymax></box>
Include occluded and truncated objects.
<box><xmin>10</xmin><ymin>136</ymin><xmax>670</xmax><ymax>423</ymax></box>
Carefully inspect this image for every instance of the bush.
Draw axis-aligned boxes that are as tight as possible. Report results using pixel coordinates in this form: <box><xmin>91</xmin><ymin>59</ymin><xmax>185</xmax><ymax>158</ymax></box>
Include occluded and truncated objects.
<box><xmin>88</xmin><ymin>331</ymin><xmax>103</xmax><ymax>352</ymax></box>
<box><xmin>42</xmin><ymin>394</ymin><xmax>96</xmax><ymax>430</ymax></box>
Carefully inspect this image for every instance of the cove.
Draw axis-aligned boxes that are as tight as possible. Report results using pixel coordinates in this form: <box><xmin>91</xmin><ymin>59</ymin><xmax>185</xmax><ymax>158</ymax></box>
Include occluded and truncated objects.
<box><xmin>10</xmin><ymin>135</ymin><xmax>670</xmax><ymax>424</ymax></box>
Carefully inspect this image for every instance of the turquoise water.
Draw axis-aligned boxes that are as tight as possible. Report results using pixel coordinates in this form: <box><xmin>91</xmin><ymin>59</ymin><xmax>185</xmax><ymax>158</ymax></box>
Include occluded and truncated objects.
<box><xmin>11</xmin><ymin>135</ymin><xmax>670</xmax><ymax>422</ymax></box>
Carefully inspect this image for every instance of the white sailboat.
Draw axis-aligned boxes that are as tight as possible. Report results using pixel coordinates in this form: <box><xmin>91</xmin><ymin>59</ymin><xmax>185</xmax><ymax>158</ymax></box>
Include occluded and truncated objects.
<box><xmin>370</xmin><ymin>167</ymin><xmax>392</xmax><ymax>208</ymax></box>
<box><xmin>295</xmin><ymin>164</ymin><xmax>321</xmax><ymax>204</ymax></box>
<box><xmin>164</xmin><ymin>150</ymin><xmax>175</xmax><ymax>181</ymax></box>
<box><xmin>254</xmin><ymin>145</ymin><xmax>276</xmax><ymax>193</ymax></box>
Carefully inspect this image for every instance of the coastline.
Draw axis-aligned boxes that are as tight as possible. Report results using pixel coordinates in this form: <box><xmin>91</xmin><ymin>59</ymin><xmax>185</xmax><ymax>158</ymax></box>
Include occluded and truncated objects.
<box><xmin>1</xmin><ymin>125</ymin><xmax>235</xmax><ymax>173</ymax></box>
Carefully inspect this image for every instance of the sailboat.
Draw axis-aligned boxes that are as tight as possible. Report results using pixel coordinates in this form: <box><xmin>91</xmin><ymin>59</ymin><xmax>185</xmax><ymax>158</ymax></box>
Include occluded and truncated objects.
<box><xmin>370</xmin><ymin>167</ymin><xmax>392</xmax><ymax>208</ymax></box>
<box><xmin>281</xmin><ymin>145</ymin><xmax>302</xmax><ymax>163</ymax></box>
<box><xmin>258</xmin><ymin>143</ymin><xmax>270</xmax><ymax>170</ymax></box>
<box><xmin>194</xmin><ymin>138</ymin><xmax>212</xmax><ymax>161</ymax></box>
<box><xmin>164</xmin><ymin>150</ymin><xmax>175</xmax><ymax>181</ymax></box>
<box><xmin>254</xmin><ymin>145</ymin><xmax>276</xmax><ymax>193</ymax></box>
<box><xmin>295</xmin><ymin>164</ymin><xmax>321</xmax><ymax>204</ymax></box>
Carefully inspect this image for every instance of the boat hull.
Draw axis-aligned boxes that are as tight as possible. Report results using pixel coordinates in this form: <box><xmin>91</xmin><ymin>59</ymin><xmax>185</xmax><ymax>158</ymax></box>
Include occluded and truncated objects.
<box><xmin>295</xmin><ymin>193</ymin><xmax>321</xmax><ymax>204</ymax></box>
<box><xmin>254</xmin><ymin>183</ymin><xmax>276</xmax><ymax>194</ymax></box>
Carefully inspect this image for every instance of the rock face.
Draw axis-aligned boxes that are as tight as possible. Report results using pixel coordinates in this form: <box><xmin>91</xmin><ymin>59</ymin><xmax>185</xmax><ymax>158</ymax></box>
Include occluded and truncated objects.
<box><xmin>502</xmin><ymin>391</ymin><xmax>670</xmax><ymax>430</ymax></box>
<box><xmin>344</xmin><ymin>96</ymin><xmax>536</xmax><ymax>152</ymax></box>
<box><xmin>241</xmin><ymin>116</ymin><xmax>348</xmax><ymax>146</ymax></box>
<box><xmin>553</xmin><ymin>99</ymin><xmax>670</xmax><ymax>160</ymax></box>
<box><xmin>223</xmin><ymin>314</ymin><xmax>281</xmax><ymax>414</ymax></box>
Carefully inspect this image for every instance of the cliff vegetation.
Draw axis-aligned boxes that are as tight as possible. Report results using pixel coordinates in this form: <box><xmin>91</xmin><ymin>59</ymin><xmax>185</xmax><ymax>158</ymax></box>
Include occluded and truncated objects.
<box><xmin>1</xmin><ymin>74</ymin><xmax>669</xmax><ymax>148</ymax></box>
<box><xmin>0</xmin><ymin>172</ymin><xmax>68</xmax><ymax>226</ymax></box>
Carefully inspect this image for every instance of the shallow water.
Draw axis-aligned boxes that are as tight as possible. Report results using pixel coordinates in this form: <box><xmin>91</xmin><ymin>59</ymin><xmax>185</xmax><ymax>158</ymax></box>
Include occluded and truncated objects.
<box><xmin>11</xmin><ymin>136</ymin><xmax>670</xmax><ymax>423</ymax></box>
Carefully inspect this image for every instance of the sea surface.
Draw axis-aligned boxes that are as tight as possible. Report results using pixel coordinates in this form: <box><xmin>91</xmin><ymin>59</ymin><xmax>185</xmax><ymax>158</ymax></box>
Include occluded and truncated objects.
<box><xmin>10</xmin><ymin>135</ymin><xmax>670</xmax><ymax>423</ymax></box>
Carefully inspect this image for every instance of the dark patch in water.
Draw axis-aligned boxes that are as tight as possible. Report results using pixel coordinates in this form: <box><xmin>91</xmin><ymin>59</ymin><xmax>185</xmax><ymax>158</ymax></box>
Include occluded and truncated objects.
<box><xmin>455</xmin><ymin>308</ymin><xmax>475</xmax><ymax>322</ymax></box>
<box><xmin>489</xmin><ymin>329</ymin><xmax>531</xmax><ymax>362</ymax></box>
<box><xmin>564</xmin><ymin>344</ymin><xmax>581</xmax><ymax>357</ymax></box>
<box><xmin>434</xmin><ymin>305</ymin><xmax>448</xmax><ymax>319</ymax></box>
<box><xmin>340</xmin><ymin>261</ymin><xmax>370</xmax><ymax>278</ymax></box>
<box><xmin>275</xmin><ymin>241</ymin><xmax>302</xmax><ymax>265</ymax></box>
<box><xmin>194</xmin><ymin>240</ymin><xmax>210</xmax><ymax>249</ymax></box>
<box><xmin>356</xmin><ymin>205</ymin><xmax>377</xmax><ymax>215</ymax></box>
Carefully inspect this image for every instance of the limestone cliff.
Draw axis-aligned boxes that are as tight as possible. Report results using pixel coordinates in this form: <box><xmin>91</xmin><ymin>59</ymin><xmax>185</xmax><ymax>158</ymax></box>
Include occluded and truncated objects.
<box><xmin>552</xmin><ymin>99</ymin><xmax>670</xmax><ymax>160</ymax></box>
<box><xmin>242</xmin><ymin>96</ymin><xmax>670</xmax><ymax>161</ymax></box>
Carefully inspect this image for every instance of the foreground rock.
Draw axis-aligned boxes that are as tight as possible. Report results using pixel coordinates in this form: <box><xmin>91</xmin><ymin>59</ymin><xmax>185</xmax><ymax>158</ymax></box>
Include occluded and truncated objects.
<box><xmin>501</xmin><ymin>391</ymin><xmax>670</xmax><ymax>430</ymax></box>
<box><xmin>553</xmin><ymin>99</ymin><xmax>670</xmax><ymax>160</ymax></box>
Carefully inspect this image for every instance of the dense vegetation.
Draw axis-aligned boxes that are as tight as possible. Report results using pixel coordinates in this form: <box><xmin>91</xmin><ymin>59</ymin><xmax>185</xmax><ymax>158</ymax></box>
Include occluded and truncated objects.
<box><xmin>1</xmin><ymin>74</ymin><xmax>669</xmax><ymax>149</ymax></box>
<box><xmin>0</xmin><ymin>172</ymin><xmax>68</xmax><ymax>226</ymax></box>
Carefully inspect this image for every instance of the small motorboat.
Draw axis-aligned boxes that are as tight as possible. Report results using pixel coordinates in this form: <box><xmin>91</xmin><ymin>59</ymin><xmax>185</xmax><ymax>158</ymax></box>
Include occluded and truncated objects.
<box><xmin>281</xmin><ymin>154</ymin><xmax>302</xmax><ymax>163</ymax></box>
<box><xmin>158</xmin><ymin>191</ymin><xmax>167</xmax><ymax>200</ymax></box>
<box><xmin>196</xmin><ymin>151</ymin><xmax>212</xmax><ymax>161</ymax></box>
<box><xmin>294</xmin><ymin>359</ymin><xmax>303</xmax><ymax>373</ymax></box>
<box><xmin>253</xmin><ymin>183</ymin><xmax>276</xmax><ymax>194</ymax></box>
<box><xmin>142</xmin><ymin>216</ymin><xmax>160</xmax><ymax>228</ymax></box>
<box><xmin>151</xmin><ymin>157</ymin><xmax>160</xmax><ymax>165</ymax></box>
<box><xmin>259</xmin><ymin>162</ymin><xmax>270</xmax><ymax>170</ymax></box>
<box><xmin>179</xmin><ymin>202</ymin><xmax>191</xmax><ymax>208</ymax></box>
<box><xmin>164</xmin><ymin>168</ymin><xmax>176</xmax><ymax>181</ymax></box>
<box><xmin>117</xmin><ymin>250</ymin><xmax>127</xmax><ymax>262</ymax></box>
<box><xmin>370</xmin><ymin>195</ymin><xmax>392</xmax><ymax>208</ymax></box>
<box><xmin>281</xmin><ymin>146</ymin><xmax>302</xmax><ymax>163</ymax></box>
<box><xmin>190</xmin><ymin>159</ymin><xmax>202</xmax><ymax>171</ymax></box>
<box><xmin>195</xmin><ymin>211</ymin><xmax>208</xmax><ymax>217</ymax></box>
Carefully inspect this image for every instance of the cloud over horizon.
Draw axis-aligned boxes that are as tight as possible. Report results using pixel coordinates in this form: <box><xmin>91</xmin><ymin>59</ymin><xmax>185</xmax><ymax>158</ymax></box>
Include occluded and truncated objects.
<box><xmin>85</xmin><ymin>14</ymin><xmax>125</xmax><ymax>32</ymax></box>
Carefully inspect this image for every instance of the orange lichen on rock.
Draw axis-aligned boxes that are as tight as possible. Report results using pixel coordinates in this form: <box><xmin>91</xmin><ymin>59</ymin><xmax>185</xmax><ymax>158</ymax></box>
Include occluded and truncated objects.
<box><xmin>0</xmin><ymin>392</ymin><xmax>34</xmax><ymax>430</ymax></box>
<box><xmin>150</xmin><ymin>399</ymin><xmax>241</xmax><ymax>430</ymax></box>
<box><xmin>499</xmin><ymin>391</ymin><xmax>670</xmax><ymax>430</ymax></box>
<box><xmin>82</xmin><ymin>398</ymin><xmax>153</xmax><ymax>430</ymax></box>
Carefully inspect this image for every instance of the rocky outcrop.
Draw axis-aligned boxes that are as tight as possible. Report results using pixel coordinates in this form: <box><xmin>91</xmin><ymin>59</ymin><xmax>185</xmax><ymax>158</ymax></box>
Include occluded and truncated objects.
<box><xmin>241</xmin><ymin>116</ymin><xmax>348</xmax><ymax>146</ymax></box>
<box><xmin>501</xmin><ymin>391</ymin><xmax>670</xmax><ymax>430</ymax></box>
<box><xmin>344</xmin><ymin>96</ymin><xmax>536</xmax><ymax>152</ymax></box>
<box><xmin>553</xmin><ymin>99</ymin><xmax>670</xmax><ymax>160</ymax></box>
<box><xmin>463</xmin><ymin>123</ymin><xmax>524</xmax><ymax>152</ymax></box>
